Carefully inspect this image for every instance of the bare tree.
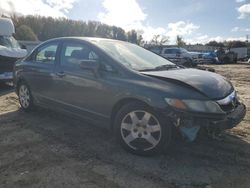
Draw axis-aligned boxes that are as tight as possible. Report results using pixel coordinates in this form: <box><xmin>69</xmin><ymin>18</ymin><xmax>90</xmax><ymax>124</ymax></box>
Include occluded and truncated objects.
<box><xmin>150</xmin><ymin>35</ymin><xmax>169</xmax><ymax>46</ymax></box>
<box><xmin>176</xmin><ymin>35</ymin><xmax>186</xmax><ymax>47</ymax></box>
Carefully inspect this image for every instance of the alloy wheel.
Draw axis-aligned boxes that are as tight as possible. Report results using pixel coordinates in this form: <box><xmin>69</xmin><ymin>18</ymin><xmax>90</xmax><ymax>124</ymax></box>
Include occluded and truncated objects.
<box><xmin>120</xmin><ymin>110</ymin><xmax>162</xmax><ymax>151</ymax></box>
<box><xmin>19</xmin><ymin>84</ymin><xmax>30</xmax><ymax>109</ymax></box>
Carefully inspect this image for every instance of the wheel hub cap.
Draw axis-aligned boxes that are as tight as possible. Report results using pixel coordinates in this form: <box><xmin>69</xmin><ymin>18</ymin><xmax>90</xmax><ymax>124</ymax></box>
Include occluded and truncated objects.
<box><xmin>19</xmin><ymin>85</ymin><xmax>30</xmax><ymax>108</ymax></box>
<box><xmin>120</xmin><ymin>110</ymin><xmax>162</xmax><ymax>151</ymax></box>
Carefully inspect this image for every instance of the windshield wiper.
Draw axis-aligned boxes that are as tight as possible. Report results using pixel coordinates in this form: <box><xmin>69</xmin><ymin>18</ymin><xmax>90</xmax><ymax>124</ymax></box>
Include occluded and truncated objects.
<box><xmin>139</xmin><ymin>64</ymin><xmax>179</xmax><ymax>72</ymax></box>
<box><xmin>155</xmin><ymin>64</ymin><xmax>179</xmax><ymax>70</ymax></box>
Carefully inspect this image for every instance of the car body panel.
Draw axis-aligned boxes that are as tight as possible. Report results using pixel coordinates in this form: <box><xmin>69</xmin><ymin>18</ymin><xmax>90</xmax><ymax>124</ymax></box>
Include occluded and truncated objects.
<box><xmin>141</xmin><ymin>68</ymin><xmax>233</xmax><ymax>100</ymax></box>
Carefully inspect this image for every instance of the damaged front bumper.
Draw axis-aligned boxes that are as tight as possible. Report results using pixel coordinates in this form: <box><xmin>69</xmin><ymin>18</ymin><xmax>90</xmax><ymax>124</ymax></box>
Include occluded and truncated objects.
<box><xmin>209</xmin><ymin>103</ymin><xmax>246</xmax><ymax>130</ymax></box>
<box><xmin>164</xmin><ymin>103</ymin><xmax>246</xmax><ymax>141</ymax></box>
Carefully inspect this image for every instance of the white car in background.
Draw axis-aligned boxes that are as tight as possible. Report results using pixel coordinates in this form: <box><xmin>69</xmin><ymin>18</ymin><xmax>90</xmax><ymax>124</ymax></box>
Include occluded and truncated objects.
<box><xmin>0</xmin><ymin>17</ymin><xmax>27</xmax><ymax>83</ymax></box>
<box><xmin>160</xmin><ymin>47</ymin><xmax>200</xmax><ymax>66</ymax></box>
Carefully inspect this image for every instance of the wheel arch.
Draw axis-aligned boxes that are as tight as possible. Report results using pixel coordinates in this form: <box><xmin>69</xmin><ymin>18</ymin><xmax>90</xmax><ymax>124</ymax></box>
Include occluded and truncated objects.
<box><xmin>110</xmin><ymin>97</ymin><xmax>151</xmax><ymax>130</ymax></box>
<box><xmin>15</xmin><ymin>77</ymin><xmax>28</xmax><ymax>94</ymax></box>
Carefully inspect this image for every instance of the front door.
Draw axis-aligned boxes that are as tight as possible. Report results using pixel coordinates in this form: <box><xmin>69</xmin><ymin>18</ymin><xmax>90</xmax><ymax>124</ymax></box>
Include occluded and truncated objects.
<box><xmin>53</xmin><ymin>40</ymin><xmax>117</xmax><ymax>121</ymax></box>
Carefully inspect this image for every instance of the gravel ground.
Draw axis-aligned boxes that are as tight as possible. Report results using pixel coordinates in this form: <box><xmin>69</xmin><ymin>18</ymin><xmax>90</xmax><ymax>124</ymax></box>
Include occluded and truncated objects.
<box><xmin>0</xmin><ymin>63</ymin><xmax>250</xmax><ymax>188</ymax></box>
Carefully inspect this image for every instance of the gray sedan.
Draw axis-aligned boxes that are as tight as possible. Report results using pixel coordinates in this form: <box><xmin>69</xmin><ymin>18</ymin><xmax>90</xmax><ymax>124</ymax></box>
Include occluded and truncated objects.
<box><xmin>14</xmin><ymin>37</ymin><xmax>246</xmax><ymax>155</ymax></box>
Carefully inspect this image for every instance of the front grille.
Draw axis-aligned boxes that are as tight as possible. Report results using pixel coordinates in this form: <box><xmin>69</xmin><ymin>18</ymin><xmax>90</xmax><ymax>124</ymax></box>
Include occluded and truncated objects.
<box><xmin>0</xmin><ymin>55</ymin><xmax>18</xmax><ymax>73</ymax></box>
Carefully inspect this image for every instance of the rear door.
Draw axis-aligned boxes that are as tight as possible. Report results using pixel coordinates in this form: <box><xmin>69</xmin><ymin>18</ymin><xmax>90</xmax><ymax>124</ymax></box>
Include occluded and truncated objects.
<box><xmin>24</xmin><ymin>41</ymin><xmax>60</xmax><ymax>102</ymax></box>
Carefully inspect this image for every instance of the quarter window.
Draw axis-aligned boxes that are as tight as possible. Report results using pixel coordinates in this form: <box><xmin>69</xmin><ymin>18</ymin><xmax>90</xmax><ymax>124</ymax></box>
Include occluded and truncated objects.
<box><xmin>164</xmin><ymin>49</ymin><xmax>171</xmax><ymax>54</ymax></box>
<box><xmin>35</xmin><ymin>43</ymin><xmax>58</xmax><ymax>64</ymax></box>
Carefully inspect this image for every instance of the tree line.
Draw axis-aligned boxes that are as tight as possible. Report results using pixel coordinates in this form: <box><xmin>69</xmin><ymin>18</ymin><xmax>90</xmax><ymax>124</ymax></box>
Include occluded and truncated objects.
<box><xmin>205</xmin><ymin>40</ymin><xmax>247</xmax><ymax>48</ymax></box>
<box><xmin>147</xmin><ymin>35</ymin><xmax>247</xmax><ymax>48</ymax></box>
<box><xmin>12</xmin><ymin>15</ymin><xmax>143</xmax><ymax>44</ymax></box>
<box><xmin>11</xmin><ymin>15</ymin><xmax>248</xmax><ymax>48</ymax></box>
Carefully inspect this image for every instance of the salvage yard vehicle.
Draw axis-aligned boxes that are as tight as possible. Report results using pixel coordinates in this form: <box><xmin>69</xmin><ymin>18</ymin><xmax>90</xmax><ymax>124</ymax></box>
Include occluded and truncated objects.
<box><xmin>215</xmin><ymin>48</ymin><xmax>237</xmax><ymax>64</ymax></box>
<box><xmin>14</xmin><ymin>37</ymin><xmax>246</xmax><ymax>155</ymax></box>
<box><xmin>160</xmin><ymin>47</ymin><xmax>198</xmax><ymax>67</ymax></box>
<box><xmin>0</xmin><ymin>17</ymin><xmax>27</xmax><ymax>83</ymax></box>
<box><xmin>202</xmin><ymin>51</ymin><xmax>219</xmax><ymax>64</ymax></box>
<box><xmin>200</xmin><ymin>49</ymin><xmax>238</xmax><ymax>64</ymax></box>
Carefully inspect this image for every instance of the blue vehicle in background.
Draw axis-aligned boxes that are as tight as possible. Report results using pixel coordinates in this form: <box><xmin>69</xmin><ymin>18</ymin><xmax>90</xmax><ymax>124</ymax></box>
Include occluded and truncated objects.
<box><xmin>202</xmin><ymin>51</ymin><xmax>219</xmax><ymax>64</ymax></box>
<box><xmin>202</xmin><ymin>48</ymin><xmax>237</xmax><ymax>64</ymax></box>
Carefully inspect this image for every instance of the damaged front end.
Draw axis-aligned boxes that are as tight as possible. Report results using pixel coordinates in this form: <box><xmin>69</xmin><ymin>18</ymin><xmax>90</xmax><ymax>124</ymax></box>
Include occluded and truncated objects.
<box><xmin>164</xmin><ymin>91</ymin><xmax>246</xmax><ymax>141</ymax></box>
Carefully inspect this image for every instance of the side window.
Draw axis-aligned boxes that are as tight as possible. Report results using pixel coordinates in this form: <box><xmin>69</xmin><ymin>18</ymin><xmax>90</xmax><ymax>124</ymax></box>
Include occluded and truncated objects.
<box><xmin>165</xmin><ymin>49</ymin><xmax>176</xmax><ymax>54</ymax></box>
<box><xmin>35</xmin><ymin>43</ymin><xmax>58</xmax><ymax>64</ymax></box>
<box><xmin>61</xmin><ymin>42</ymin><xmax>99</xmax><ymax>67</ymax></box>
<box><xmin>175</xmin><ymin>49</ymin><xmax>181</xmax><ymax>54</ymax></box>
<box><xmin>61</xmin><ymin>41</ymin><xmax>117</xmax><ymax>74</ymax></box>
<box><xmin>164</xmin><ymin>49</ymin><xmax>170</xmax><ymax>54</ymax></box>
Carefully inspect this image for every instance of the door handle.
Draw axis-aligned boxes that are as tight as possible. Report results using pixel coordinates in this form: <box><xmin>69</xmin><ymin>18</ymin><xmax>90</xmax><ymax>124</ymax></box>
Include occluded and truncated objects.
<box><xmin>55</xmin><ymin>71</ymin><xmax>66</xmax><ymax>77</ymax></box>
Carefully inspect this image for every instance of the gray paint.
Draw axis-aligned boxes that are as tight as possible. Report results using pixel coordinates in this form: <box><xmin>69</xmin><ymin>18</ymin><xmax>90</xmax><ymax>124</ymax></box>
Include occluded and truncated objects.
<box><xmin>14</xmin><ymin>37</ymin><xmax>236</xmax><ymax>127</ymax></box>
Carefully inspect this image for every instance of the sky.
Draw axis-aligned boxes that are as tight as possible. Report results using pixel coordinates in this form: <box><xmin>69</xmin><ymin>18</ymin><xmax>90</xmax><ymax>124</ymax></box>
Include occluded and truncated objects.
<box><xmin>0</xmin><ymin>0</ymin><xmax>250</xmax><ymax>44</ymax></box>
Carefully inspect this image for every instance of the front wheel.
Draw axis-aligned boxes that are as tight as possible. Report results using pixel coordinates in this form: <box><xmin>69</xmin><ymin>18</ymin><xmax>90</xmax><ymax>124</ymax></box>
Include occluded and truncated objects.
<box><xmin>114</xmin><ymin>102</ymin><xmax>171</xmax><ymax>156</ymax></box>
<box><xmin>18</xmin><ymin>82</ymin><xmax>34</xmax><ymax>112</ymax></box>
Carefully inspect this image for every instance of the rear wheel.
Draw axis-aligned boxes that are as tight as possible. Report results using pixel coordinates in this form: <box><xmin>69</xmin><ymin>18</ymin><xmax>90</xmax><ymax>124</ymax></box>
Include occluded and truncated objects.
<box><xmin>18</xmin><ymin>82</ymin><xmax>34</xmax><ymax>112</ymax></box>
<box><xmin>114</xmin><ymin>102</ymin><xmax>171</xmax><ymax>156</ymax></box>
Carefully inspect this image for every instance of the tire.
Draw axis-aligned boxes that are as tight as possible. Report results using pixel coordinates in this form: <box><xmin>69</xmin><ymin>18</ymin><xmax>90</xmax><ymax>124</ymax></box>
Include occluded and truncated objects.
<box><xmin>114</xmin><ymin>102</ymin><xmax>171</xmax><ymax>156</ymax></box>
<box><xmin>223</xmin><ymin>57</ymin><xmax>230</xmax><ymax>64</ymax></box>
<box><xmin>234</xmin><ymin>58</ymin><xmax>237</xmax><ymax>64</ymax></box>
<box><xmin>18</xmin><ymin>81</ymin><xmax>34</xmax><ymax>112</ymax></box>
<box><xmin>183</xmin><ymin>58</ymin><xmax>195</xmax><ymax>68</ymax></box>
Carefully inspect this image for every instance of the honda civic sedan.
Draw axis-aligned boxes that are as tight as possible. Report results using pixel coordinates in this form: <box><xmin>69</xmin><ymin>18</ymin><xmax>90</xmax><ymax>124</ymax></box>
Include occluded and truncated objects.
<box><xmin>14</xmin><ymin>37</ymin><xmax>246</xmax><ymax>155</ymax></box>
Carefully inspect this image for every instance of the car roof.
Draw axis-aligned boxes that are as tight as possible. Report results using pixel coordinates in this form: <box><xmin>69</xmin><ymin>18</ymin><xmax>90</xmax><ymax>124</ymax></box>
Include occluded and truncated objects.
<box><xmin>44</xmin><ymin>37</ymin><xmax>123</xmax><ymax>44</ymax></box>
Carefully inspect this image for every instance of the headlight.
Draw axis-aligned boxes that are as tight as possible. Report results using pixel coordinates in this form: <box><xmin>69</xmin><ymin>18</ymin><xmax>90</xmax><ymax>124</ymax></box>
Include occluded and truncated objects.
<box><xmin>164</xmin><ymin>98</ymin><xmax>224</xmax><ymax>114</ymax></box>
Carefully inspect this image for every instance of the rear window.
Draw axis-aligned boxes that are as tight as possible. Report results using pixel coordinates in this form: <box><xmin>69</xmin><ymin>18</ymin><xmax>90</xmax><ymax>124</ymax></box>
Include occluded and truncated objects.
<box><xmin>164</xmin><ymin>48</ymin><xmax>180</xmax><ymax>54</ymax></box>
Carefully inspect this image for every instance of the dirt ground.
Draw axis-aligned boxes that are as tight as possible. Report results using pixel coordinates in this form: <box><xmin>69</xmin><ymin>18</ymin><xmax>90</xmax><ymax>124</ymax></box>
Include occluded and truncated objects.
<box><xmin>0</xmin><ymin>63</ymin><xmax>250</xmax><ymax>188</ymax></box>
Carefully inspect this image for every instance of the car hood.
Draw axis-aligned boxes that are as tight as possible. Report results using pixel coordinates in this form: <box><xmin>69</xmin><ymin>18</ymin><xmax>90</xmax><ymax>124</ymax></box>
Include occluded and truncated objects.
<box><xmin>141</xmin><ymin>68</ymin><xmax>233</xmax><ymax>100</ymax></box>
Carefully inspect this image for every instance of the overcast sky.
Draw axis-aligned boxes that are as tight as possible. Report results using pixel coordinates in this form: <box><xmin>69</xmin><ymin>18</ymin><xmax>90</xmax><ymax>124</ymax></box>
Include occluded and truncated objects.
<box><xmin>1</xmin><ymin>0</ymin><xmax>250</xmax><ymax>44</ymax></box>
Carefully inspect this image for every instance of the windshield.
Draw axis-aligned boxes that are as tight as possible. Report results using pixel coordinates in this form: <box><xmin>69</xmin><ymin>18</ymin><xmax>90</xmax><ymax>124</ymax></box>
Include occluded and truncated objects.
<box><xmin>0</xmin><ymin>36</ymin><xmax>20</xmax><ymax>48</ymax></box>
<box><xmin>92</xmin><ymin>40</ymin><xmax>174</xmax><ymax>71</ymax></box>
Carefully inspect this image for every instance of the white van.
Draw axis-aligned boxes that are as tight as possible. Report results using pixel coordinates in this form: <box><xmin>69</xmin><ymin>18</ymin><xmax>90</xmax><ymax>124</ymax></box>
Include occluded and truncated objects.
<box><xmin>0</xmin><ymin>17</ymin><xmax>27</xmax><ymax>83</ymax></box>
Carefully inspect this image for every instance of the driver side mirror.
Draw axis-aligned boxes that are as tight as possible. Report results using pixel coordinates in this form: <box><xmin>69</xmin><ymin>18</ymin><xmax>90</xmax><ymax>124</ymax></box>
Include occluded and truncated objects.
<box><xmin>79</xmin><ymin>60</ymin><xmax>100</xmax><ymax>77</ymax></box>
